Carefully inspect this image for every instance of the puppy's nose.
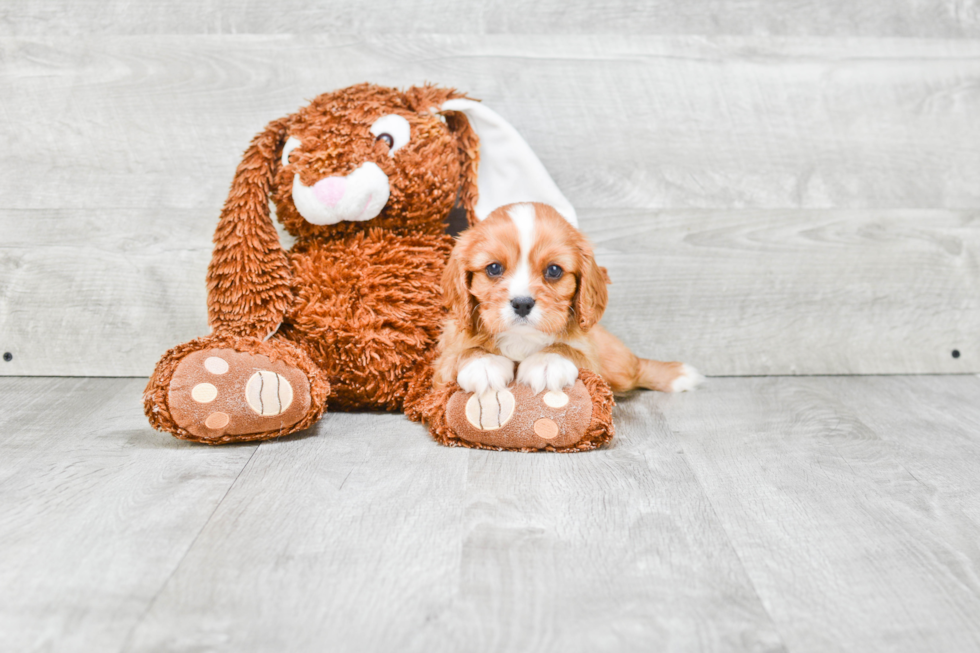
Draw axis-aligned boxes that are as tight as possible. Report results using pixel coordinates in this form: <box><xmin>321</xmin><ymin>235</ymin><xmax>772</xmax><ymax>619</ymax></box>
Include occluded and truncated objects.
<box><xmin>510</xmin><ymin>296</ymin><xmax>535</xmax><ymax>318</ymax></box>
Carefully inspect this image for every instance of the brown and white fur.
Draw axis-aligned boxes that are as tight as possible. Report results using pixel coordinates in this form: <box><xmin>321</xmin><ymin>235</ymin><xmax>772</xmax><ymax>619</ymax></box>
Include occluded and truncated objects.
<box><xmin>433</xmin><ymin>202</ymin><xmax>702</xmax><ymax>397</ymax></box>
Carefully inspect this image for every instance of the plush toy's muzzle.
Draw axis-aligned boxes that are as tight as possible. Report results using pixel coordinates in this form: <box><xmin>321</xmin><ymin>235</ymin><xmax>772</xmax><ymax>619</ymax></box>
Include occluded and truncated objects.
<box><xmin>289</xmin><ymin>160</ymin><xmax>390</xmax><ymax>225</ymax></box>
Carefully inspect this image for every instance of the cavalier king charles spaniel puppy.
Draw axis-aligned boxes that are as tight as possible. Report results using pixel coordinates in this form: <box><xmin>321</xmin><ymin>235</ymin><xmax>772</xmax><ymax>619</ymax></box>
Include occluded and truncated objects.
<box><xmin>433</xmin><ymin>202</ymin><xmax>702</xmax><ymax>396</ymax></box>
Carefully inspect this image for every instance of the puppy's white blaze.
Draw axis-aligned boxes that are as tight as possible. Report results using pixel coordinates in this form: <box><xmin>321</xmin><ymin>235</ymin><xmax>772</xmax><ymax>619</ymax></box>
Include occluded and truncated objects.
<box><xmin>506</xmin><ymin>264</ymin><xmax>531</xmax><ymax>301</ymax></box>
<box><xmin>457</xmin><ymin>354</ymin><xmax>515</xmax><ymax>395</ymax></box>
<box><xmin>496</xmin><ymin>326</ymin><xmax>554</xmax><ymax>362</ymax></box>
<box><xmin>670</xmin><ymin>364</ymin><xmax>704</xmax><ymax>393</ymax></box>
<box><xmin>517</xmin><ymin>352</ymin><xmax>579</xmax><ymax>394</ymax></box>
<box><xmin>506</xmin><ymin>203</ymin><xmax>536</xmax><ymax>299</ymax></box>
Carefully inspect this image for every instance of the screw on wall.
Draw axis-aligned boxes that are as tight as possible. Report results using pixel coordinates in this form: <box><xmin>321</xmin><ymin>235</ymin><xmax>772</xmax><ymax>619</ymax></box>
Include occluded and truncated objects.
<box><xmin>2</xmin><ymin>352</ymin><xmax>11</xmax><ymax>362</ymax></box>
<box><xmin>952</xmin><ymin>349</ymin><xmax>961</xmax><ymax>359</ymax></box>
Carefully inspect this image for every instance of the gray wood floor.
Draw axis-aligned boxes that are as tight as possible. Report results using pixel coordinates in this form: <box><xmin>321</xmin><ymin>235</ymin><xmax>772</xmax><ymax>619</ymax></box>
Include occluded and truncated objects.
<box><xmin>2</xmin><ymin>376</ymin><xmax>979</xmax><ymax>652</ymax></box>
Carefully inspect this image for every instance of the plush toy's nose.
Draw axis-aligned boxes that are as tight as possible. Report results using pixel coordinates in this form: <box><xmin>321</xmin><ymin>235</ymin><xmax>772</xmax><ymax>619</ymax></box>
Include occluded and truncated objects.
<box><xmin>312</xmin><ymin>177</ymin><xmax>346</xmax><ymax>207</ymax></box>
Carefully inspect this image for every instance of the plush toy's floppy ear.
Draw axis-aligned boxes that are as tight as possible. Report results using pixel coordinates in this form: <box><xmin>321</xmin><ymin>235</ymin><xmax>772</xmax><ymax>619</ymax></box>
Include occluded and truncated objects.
<box><xmin>206</xmin><ymin>117</ymin><xmax>294</xmax><ymax>339</ymax></box>
<box><xmin>441</xmin><ymin>99</ymin><xmax>577</xmax><ymax>227</ymax></box>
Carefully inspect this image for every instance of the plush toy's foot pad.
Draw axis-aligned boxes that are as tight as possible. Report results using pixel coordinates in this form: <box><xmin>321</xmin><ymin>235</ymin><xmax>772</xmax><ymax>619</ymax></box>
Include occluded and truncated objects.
<box><xmin>446</xmin><ymin>380</ymin><xmax>592</xmax><ymax>451</ymax></box>
<box><xmin>168</xmin><ymin>348</ymin><xmax>311</xmax><ymax>440</ymax></box>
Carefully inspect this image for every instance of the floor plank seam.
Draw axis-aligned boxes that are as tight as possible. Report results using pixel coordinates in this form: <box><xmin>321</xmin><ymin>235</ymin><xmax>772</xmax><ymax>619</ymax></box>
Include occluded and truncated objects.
<box><xmin>115</xmin><ymin>444</ymin><xmax>261</xmax><ymax>653</ymax></box>
<box><xmin>662</xmin><ymin>419</ymin><xmax>793</xmax><ymax>652</ymax></box>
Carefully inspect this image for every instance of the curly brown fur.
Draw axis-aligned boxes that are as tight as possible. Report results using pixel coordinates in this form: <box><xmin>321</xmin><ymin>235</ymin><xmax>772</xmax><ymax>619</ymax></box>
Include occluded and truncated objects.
<box><xmin>576</xmin><ymin>369</ymin><xmax>615</xmax><ymax>450</ymax></box>
<box><xmin>208</xmin><ymin>118</ymin><xmax>295</xmax><ymax>338</ymax></box>
<box><xmin>280</xmin><ymin>228</ymin><xmax>453</xmax><ymax>410</ymax></box>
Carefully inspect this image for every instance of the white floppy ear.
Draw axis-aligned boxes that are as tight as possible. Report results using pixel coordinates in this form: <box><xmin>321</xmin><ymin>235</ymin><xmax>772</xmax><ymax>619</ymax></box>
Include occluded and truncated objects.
<box><xmin>440</xmin><ymin>98</ymin><xmax>578</xmax><ymax>227</ymax></box>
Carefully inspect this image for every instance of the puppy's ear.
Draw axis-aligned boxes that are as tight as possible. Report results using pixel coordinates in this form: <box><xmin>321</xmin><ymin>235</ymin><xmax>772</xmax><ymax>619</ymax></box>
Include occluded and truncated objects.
<box><xmin>442</xmin><ymin>240</ymin><xmax>478</xmax><ymax>333</ymax></box>
<box><xmin>207</xmin><ymin>117</ymin><xmax>294</xmax><ymax>338</ymax></box>
<box><xmin>574</xmin><ymin>246</ymin><xmax>609</xmax><ymax>331</ymax></box>
<box><xmin>440</xmin><ymin>99</ymin><xmax>577</xmax><ymax>228</ymax></box>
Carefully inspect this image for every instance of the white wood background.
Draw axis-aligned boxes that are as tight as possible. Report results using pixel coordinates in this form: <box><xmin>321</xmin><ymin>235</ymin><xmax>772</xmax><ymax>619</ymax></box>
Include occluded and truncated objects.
<box><xmin>2</xmin><ymin>3</ymin><xmax>980</xmax><ymax>376</ymax></box>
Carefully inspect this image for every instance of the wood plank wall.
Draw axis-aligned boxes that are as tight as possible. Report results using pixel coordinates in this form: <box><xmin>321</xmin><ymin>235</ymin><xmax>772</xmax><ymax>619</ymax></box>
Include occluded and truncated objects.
<box><xmin>2</xmin><ymin>2</ymin><xmax>979</xmax><ymax>376</ymax></box>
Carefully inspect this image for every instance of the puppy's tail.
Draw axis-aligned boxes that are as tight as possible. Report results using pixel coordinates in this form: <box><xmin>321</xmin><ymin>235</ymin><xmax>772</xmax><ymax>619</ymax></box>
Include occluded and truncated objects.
<box><xmin>636</xmin><ymin>359</ymin><xmax>703</xmax><ymax>393</ymax></box>
<box><xmin>592</xmin><ymin>325</ymin><xmax>703</xmax><ymax>393</ymax></box>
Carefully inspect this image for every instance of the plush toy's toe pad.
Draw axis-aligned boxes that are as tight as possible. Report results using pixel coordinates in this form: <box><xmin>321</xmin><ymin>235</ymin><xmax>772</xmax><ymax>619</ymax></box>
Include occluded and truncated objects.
<box><xmin>446</xmin><ymin>380</ymin><xmax>592</xmax><ymax>450</ymax></box>
<box><xmin>168</xmin><ymin>348</ymin><xmax>311</xmax><ymax>440</ymax></box>
<box><xmin>463</xmin><ymin>390</ymin><xmax>516</xmax><ymax>430</ymax></box>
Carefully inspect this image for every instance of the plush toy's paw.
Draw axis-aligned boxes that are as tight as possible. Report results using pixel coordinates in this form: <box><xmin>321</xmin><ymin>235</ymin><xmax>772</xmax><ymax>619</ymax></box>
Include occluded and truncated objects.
<box><xmin>445</xmin><ymin>379</ymin><xmax>595</xmax><ymax>451</ymax></box>
<box><xmin>167</xmin><ymin>348</ymin><xmax>312</xmax><ymax>441</ymax></box>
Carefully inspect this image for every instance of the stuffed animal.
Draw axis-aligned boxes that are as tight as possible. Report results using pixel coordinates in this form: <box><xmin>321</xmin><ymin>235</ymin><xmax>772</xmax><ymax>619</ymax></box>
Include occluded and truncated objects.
<box><xmin>144</xmin><ymin>82</ymin><xmax>615</xmax><ymax>450</ymax></box>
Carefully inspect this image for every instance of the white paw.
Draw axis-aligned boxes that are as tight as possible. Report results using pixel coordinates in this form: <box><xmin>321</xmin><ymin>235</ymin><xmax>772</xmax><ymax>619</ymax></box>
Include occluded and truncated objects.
<box><xmin>517</xmin><ymin>352</ymin><xmax>578</xmax><ymax>394</ymax></box>
<box><xmin>457</xmin><ymin>355</ymin><xmax>515</xmax><ymax>395</ymax></box>
<box><xmin>669</xmin><ymin>364</ymin><xmax>704</xmax><ymax>393</ymax></box>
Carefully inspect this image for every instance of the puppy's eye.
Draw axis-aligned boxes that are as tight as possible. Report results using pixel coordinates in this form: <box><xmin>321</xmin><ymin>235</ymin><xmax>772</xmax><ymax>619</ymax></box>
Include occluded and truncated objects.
<box><xmin>485</xmin><ymin>262</ymin><xmax>504</xmax><ymax>278</ymax></box>
<box><xmin>369</xmin><ymin>114</ymin><xmax>411</xmax><ymax>156</ymax></box>
<box><xmin>544</xmin><ymin>264</ymin><xmax>564</xmax><ymax>280</ymax></box>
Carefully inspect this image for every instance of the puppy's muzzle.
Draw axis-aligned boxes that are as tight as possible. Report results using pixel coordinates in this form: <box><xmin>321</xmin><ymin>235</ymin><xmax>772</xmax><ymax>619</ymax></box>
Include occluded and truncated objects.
<box><xmin>510</xmin><ymin>296</ymin><xmax>535</xmax><ymax>318</ymax></box>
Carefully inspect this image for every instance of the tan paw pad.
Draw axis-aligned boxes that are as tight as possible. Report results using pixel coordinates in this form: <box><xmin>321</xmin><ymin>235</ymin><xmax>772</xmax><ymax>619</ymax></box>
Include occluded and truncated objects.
<box><xmin>245</xmin><ymin>371</ymin><xmax>294</xmax><ymax>416</ymax></box>
<box><xmin>191</xmin><ymin>383</ymin><xmax>218</xmax><ymax>403</ymax></box>
<box><xmin>204</xmin><ymin>356</ymin><xmax>229</xmax><ymax>374</ymax></box>
<box><xmin>205</xmin><ymin>412</ymin><xmax>230</xmax><ymax>429</ymax></box>
<box><xmin>533</xmin><ymin>418</ymin><xmax>559</xmax><ymax>439</ymax></box>
<box><xmin>464</xmin><ymin>390</ymin><xmax>515</xmax><ymax>430</ymax></box>
<box><xmin>542</xmin><ymin>391</ymin><xmax>569</xmax><ymax>408</ymax></box>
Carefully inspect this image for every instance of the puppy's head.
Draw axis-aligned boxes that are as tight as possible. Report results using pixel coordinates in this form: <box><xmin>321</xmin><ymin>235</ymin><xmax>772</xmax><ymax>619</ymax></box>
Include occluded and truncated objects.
<box><xmin>444</xmin><ymin>202</ymin><xmax>609</xmax><ymax>337</ymax></box>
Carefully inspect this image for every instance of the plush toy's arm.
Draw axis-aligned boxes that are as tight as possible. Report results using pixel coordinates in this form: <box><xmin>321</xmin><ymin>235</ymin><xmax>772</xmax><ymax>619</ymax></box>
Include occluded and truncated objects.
<box><xmin>206</xmin><ymin>118</ymin><xmax>294</xmax><ymax>339</ymax></box>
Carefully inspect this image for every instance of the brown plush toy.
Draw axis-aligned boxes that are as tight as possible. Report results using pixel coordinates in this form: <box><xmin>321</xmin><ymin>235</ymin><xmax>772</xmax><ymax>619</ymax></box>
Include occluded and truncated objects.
<box><xmin>144</xmin><ymin>82</ymin><xmax>615</xmax><ymax>450</ymax></box>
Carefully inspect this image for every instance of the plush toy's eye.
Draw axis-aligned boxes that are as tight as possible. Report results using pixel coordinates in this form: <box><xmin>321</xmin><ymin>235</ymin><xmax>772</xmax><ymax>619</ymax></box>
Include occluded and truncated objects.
<box><xmin>486</xmin><ymin>262</ymin><xmax>504</xmax><ymax>278</ymax></box>
<box><xmin>369</xmin><ymin>114</ymin><xmax>410</xmax><ymax>156</ymax></box>
<box><xmin>544</xmin><ymin>264</ymin><xmax>564</xmax><ymax>280</ymax></box>
<box><xmin>281</xmin><ymin>136</ymin><xmax>301</xmax><ymax>166</ymax></box>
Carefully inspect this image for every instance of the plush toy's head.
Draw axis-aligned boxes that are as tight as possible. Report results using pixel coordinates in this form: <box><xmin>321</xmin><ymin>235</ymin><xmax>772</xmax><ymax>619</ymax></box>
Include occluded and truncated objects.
<box><xmin>273</xmin><ymin>84</ymin><xmax>475</xmax><ymax>237</ymax></box>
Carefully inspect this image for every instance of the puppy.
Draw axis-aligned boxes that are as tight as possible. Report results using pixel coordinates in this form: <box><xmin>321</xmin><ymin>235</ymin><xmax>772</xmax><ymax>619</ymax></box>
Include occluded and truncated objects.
<box><xmin>433</xmin><ymin>202</ymin><xmax>702</xmax><ymax>397</ymax></box>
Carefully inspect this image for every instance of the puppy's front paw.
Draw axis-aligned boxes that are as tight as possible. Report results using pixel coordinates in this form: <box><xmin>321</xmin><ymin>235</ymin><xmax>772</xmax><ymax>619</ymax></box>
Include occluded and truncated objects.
<box><xmin>457</xmin><ymin>355</ymin><xmax>515</xmax><ymax>395</ymax></box>
<box><xmin>517</xmin><ymin>352</ymin><xmax>578</xmax><ymax>394</ymax></box>
<box><xmin>669</xmin><ymin>364</ymin><xmax>704</xmax><ymax>392</ymax></box>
